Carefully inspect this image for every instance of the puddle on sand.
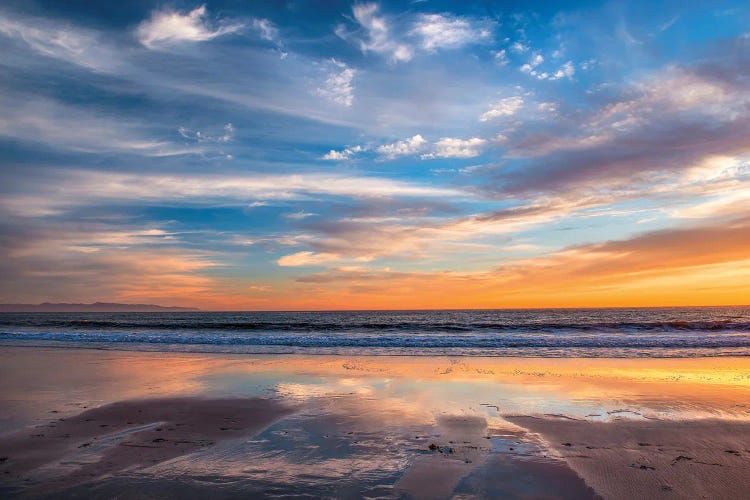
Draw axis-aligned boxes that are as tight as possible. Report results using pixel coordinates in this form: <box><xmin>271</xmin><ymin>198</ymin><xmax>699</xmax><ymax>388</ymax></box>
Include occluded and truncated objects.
<box><xmin>95</xmin><ymin>402</ymin><xmax>597</xmax><ymax>499</ymax></box>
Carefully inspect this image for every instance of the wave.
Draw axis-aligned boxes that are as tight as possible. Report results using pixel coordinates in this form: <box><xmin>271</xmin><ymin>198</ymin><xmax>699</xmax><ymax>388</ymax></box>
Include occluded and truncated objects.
<box><xmin>1</xmin><ymin>319</ymin><xmax>749</xmax><ymax>334</ymax></box>
<box><xmin>2</xmin><ymin>329</ymin><xmax>750</xmax><ymax>349</ymax></box>
<box><xmin>3</xmin><ymin>308</ymin><xmax>750</xmax><ymax>356</ymax></box>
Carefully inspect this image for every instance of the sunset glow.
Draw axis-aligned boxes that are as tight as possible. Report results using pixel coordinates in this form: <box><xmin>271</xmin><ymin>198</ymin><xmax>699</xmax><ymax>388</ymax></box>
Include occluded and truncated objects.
<box><xmin>2</xmin><ymin>2</ymin><xmax>749</xmax><ymax>309</ymax></box>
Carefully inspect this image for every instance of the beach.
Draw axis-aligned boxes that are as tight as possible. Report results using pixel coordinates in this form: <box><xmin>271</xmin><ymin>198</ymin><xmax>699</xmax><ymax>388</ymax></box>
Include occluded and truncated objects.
<box><xmin>2</xmin><ymin>346</ymin><xmax>749</xmax><ymax>498</ymax></box>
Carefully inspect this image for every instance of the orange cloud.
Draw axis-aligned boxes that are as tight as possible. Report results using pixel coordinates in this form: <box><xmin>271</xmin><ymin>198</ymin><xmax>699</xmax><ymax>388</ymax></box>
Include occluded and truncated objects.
<box><xmin>255</xmin><ymin>221</ymin><xmax>750</xmax><ymax>310</ymax></box>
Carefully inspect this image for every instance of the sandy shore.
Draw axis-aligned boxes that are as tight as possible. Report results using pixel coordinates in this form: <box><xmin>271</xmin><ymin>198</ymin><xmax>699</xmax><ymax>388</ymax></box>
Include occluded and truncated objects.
<box><xmin>0</xmin><ymin>397</ymin><xmax>293</xmax><ymax>495</ymax></box>
<box><xmin>2</xmin><ymin>346</ymin><xmax>750</xmax><ymax>498</ymax></box>
<box><xmin>508</xmin><ymin>416</ymin><xmax>750</xmax><ymax>499</ymax></box>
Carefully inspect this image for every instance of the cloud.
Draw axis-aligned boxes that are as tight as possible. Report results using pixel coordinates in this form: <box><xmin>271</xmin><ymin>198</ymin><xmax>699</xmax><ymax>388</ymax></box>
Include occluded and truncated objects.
<box><xmin>411</xmin><ymin>13</ymin><xmax>493</xmax><ymax>50</ymax></box>
<box><xmin>0</xmin><ymin>13</ymin><xmax>121</xmax><ymax>72</ymax></box>
<box><xmin>492</xmin><ymin>58</ymin><xmax>750</xmax><ymax>197</ymax></box>
<box><xmin>424</xmin><ymin>137</ymin><xmax>486</xmax><ymax>158</ymax></box>
<box><xmin>537</xmin><ymin>102</ymin><xmax>558</xmax><ymax>113</ymax></box>
<box><xmin>492</xmin><ymin>49</ymin><xmax>508</xmax><ymax>65</ymax></box>
<box><xmin>322</xmin><ymin>145</ymin><xmax>364</xmax><ymax>160</ymax></box>
<box><xmin>533</xmin><ymin>221</ymin><xmax>750</xmax><ymax>288</ymax></box>
<box><xmin>336</xmin><ymin>3</ymin><xmax>413</xmax><ymax>63</ymax></box>
<box><xmin>277</xmin><ymin>251</ymin><xmax>340</xmax><ymax>267</ymax></box>
<box><xmin>520</xmin><ymin>64</ymin><xmax>548</xmax><ymax>79</ymax></box>
<box><xmin>529</xmin><ymin>53</ymin><xmax>544</xmax><ymax>67</ymax></box>
<box><xmin>285</xmin><ymin>210</ymin><xmax>317</xmax><ymax>220</ymax></box>
<box><xmin>0</xmin><ymin>218</ymin><xmax>221</xmax><ymax>305</ymax></box>
<box><xmin>376</xmin><ymin>134</ymin><xmax>427</xmax><ymax>159</ymax></box>
<box><xmin>251</xmin><ymin>17</ymin><xmax>286</xmax><ymax>57</ymax></box>
<box><xmin>317</xmin><ymin>59</ymin><xmax>356</xmax><ymax>106</ymax></box>
<box><xmin>519</xmin><ymin>53</ymin><xmax>573</xmax><ymax>81</ymax></box>
<box><xmin>2</xmin><ymin>169</ymin><xmax>462</xmax><ymax>216</ymax></box>
<box><xmin>336</xmin><ymin>7</ymin><xmax>495</xmax><ymax>63</ymax></box>
<box><xmin>658</xmin><ymin>15</ymin><xmax>680</xmax><ymax>33</ymax></box>
<box><xmin>0</xmin><ymin>95</ymin><xmax>200</xmax><ymax>156</ymax></box>
<box><xmin>286</xmin><ymin>219</ymin><xmax>750</xmax><ymax>308</ymax></box>
<box><xmin>549</xmin><ymin>61</ymin><xmax>575</xmax><ymax>80</ymax></box>
<box><xmin>252</xmin><ymin>18</ymin><xmax>278</xmax><ymax>42</ymax></box>
<box><xmin>510</xmin><ymin>41</ymin><xmax>528</xmax><ymax>53</ymax></box>
<box><xmin>136</xmin><ymin>5</ymin><xmax>243</xmax><ymax>50</ymax></box>
<box><xmin>274</xmin><ymin>193</ymin><xmax>598</xmax><ymax>266</ymax></box>
<box><xmin>178</xmin><ymin>123</ymin><xmax>234</xmax><ymax>143</ymax></box>
<box><xmin>479</xmin><ymin>96</ymin><xmax>524</xmax><ymax>121</ymax></box>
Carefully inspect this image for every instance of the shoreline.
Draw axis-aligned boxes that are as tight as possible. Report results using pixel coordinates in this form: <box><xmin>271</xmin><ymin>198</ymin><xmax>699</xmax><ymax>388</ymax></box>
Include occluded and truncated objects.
<box><xmin>2</xmin><ymin>339</ymin><xmax>750</xmax><ymax>359</ymax></box>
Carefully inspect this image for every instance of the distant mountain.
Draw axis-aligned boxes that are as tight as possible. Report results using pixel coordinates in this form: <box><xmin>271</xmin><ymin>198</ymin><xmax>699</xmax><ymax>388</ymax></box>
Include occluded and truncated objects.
<box><xmin>0</xmin><ymin>302</ymin><xmax>200</xmax><ymax>312</ymax></box>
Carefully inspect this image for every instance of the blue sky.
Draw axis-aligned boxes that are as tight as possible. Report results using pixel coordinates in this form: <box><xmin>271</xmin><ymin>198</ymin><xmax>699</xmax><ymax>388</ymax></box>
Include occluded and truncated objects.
<box><xmin>1</xmin><ymin>1</ymin><xmax>749</xmax><ymax>309</ymax></box>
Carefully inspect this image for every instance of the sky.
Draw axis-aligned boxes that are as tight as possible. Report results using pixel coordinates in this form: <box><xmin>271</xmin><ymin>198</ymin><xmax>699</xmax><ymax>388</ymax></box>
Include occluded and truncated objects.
<box><xmin>1</xmin><ymin>0</ymin><xmax>749</xmax><ymax>310</ymax></box>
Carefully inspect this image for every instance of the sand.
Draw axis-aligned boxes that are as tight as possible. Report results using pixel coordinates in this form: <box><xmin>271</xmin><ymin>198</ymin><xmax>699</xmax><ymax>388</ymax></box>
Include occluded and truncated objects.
<box><xmin>2</xmin><ymin>346</ymin><xmax>750</xmax><ymax>498</ymax></box>
<box><xmin>508</xmin><ymin>416</ymin><xmax>750</xmax><ymax>499</ymax></box>
<box><xmin>0</xmin><ymin>397</ymin><xmax>293</xmax><ymax>495</ymax></box>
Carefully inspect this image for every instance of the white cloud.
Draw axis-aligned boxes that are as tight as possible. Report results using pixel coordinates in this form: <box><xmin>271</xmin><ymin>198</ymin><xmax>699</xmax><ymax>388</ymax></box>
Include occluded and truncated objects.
<box><xmin>136</xmin><ymin>5</ymin><xmax>243</xmax><ymax>49</ymax></box>
<box><xmin>321</xmin><ymin>145</ymin><xmax>364</xmax><ymax>161</ymax></box>
<box><xmin>284</xmin><ymin>210</ymin><xmax>317</xmax><ymax>219</ymax></box>
<box><xmin>492</xmin><ymin>49</ymin><xmax>508</xmax><ymax>65</ymax></box>
<box><xmin>479</xmin><ymin>96</ymin><xmax>524</xmax><ymax>121</ymax></box>
<box><xmin>322</xmin><ymin>150</ymin><xmax>348</xmax><ymax>161</ymax></box>
<box><xmin>250</xmin><ymin>18</ymin><xmax>286</xmax><ymax>58</ymax></box>
<box><xmin>317</xmin><ymin>59</ymin><xmax>356</xmax><ymax>106</ymax></box>
<box><xmin>2</xmin><ymin>170</ymin><xmax>463</xmax><ymax>216</ymax></box>
<box><xmin>336</xmin><ymin>3</ymin><xmax>413</xmax><ymax>63</ymax></box>
<box><xmin>377</xmin><ymin>134</ymin><xmax>428</xmax><ymax>159</ymax></box>
<box><xmin>178</xmin><ymin>123</ymin><xmax>234</xmax><ymax>143</ymax></box>
<box><xmin>424</xmin><ymin>137</ymin><xmax>486</xmax><ymax>159</ymax></box>
<box><xmin>0</xmin><ymin>14</ymin><xmax>120</xmax><ymax>72</ymax></box>
<box><xmin>277</xmin><ymin>251</ymin><xmax>341</xmax><ymax>267</ymax></box>
<box><xmin>251</xmin><ymin>18</ymin><xmax>278</xmax><ymax>42</ymax></box>
<box><xmin>520</xmin><ymin>52</ymin><xmax>547</xmax><ymax>77</ymax></box>
<box><xmin>510</xmin><ymin>41</ymin><xmax>528</xmax><ymax>53</ymax></box>
<box><xmin>0</xmin><ymin>96</ymin><xmax>200</xmax><ymax>156</ymax></box>
<box><xmin>411</xmin><ymin>13</ymin><xmax>493</xmax><ymax>50</ymax></box>
<box><xmin>550</xmin><ymin>61</ymin><xmax>575</xmax><ymax>80</ymax></box>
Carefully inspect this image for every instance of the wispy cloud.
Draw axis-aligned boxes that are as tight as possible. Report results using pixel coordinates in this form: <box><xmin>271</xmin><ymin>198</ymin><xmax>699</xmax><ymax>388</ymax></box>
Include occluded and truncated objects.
<box><xmin>178</xmin><ymin>123</ymin><xmax>234</xmax><ymax>143</ymax></box>
<box><xmin>136</xmin><ymin>5</ymin><xmax>243</xmax><ymax>50</ymax></box>
<box><xmin>277</xmin><ymin>251</ymin><xmax>341</xmax><ymax>267</ymax></box>
<box><xmin>0</xmin><ymin>13</ymin><xmax>121</xmax><ymax>72</ymax></box>
<box><xmin>252</xmin><ymin>18</ymin><xmax>279</xmax><ymax>42</ymax></box>
<box><xmin>0</xmin><ymin>95</ymin><xmax>200</xmax><ymax>156</ymax></box>
<box><xmin>2</xmin><ymin>170</ymin><xmax>463</xmax><ymax>216</ymax></box>
<box><xmin>336</xmin><ymin>3</ymin><xmax>413</xmax><ymax>62</ymax></box>
<box><xmin>411</xmin><ymin>13</ymin><xmax>493</xmax><ymax>50</ymax></box>
<box><xmin>286</xmin><ymin>220</ymin><xmax>750</xmax><ymax>308</ymax></box>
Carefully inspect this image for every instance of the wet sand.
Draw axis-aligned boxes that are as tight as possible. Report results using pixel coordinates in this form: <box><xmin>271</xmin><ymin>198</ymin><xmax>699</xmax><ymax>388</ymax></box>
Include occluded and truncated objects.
<box><xmin>507</xmin><ymin>416</ymin><xmax>750</xmax><ymax>499</ymax></box>
<box><xmin>2</xmin><ymin>346</ymin><xmax>750</xmax><ymax>498</ymax></box>
<box><xmin>0</xmin><ymin>397</ymin><xmax>293</xmax><ymax>495</ymax></box>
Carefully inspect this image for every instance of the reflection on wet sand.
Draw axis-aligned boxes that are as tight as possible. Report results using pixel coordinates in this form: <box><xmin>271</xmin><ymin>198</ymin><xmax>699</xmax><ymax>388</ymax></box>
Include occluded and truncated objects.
<box><xmin>1</xmin><ymin>347</ymin><xmax>750</xmax><ymax>498</ymax></box>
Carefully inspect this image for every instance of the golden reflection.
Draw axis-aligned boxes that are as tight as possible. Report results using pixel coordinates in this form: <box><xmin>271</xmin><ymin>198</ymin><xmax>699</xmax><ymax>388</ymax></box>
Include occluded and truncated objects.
<box><xmin>4</xmin><ymin>347</ymin><xmax>750</xmax><ymax>431</ymax></box>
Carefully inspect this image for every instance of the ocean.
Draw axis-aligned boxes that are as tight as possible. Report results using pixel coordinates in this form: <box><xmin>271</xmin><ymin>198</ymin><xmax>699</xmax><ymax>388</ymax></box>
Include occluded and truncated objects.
<box><xmin>1</xmin><ymin>307</ymin><xmax>749</xmax><ymax>357</ymax></box>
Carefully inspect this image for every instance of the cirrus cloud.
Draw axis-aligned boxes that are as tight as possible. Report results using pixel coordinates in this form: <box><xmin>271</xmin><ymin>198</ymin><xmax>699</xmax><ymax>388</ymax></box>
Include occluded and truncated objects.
<box><xmin>136</xmin><ymin>5</ymin><xmax>243</xmax><ymax>50</ymax></box>
<box><xmin>412</xmin><ymin>13</ymin><xmax>494</xmax><ymax>50</ymax></box>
